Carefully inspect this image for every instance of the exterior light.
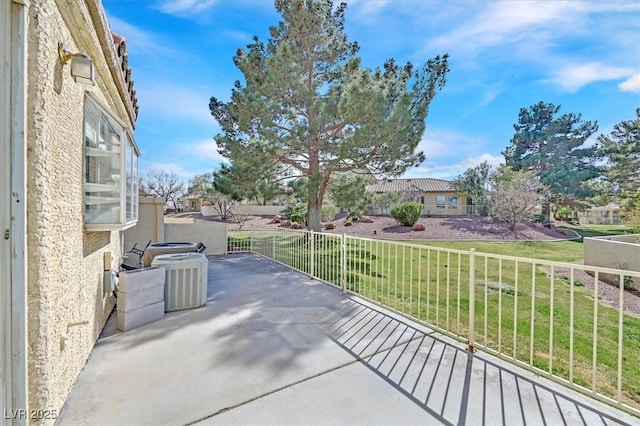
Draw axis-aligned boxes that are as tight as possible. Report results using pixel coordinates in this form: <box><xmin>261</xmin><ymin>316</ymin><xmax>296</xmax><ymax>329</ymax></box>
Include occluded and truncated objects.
<box><xmin>58</xmin><ymin>42</ymin><xmax>95</xmax><ymax>85</ymax></box>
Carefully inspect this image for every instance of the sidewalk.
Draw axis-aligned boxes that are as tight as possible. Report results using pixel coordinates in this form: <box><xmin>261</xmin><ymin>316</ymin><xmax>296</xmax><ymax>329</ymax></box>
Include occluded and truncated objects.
<box><xmin>57</xmin><ymin>254</ymin><xmax>637</xmax><ymax>425</ymax></box>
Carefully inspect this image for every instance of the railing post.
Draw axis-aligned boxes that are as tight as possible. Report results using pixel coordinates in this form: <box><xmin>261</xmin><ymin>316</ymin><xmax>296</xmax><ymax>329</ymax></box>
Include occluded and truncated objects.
<box><xmin>309</xmin><ymin>230</ymin><xmax>315</xmax><ymax>277</ymax></box>
<box><xmin>341</xmin><ymin>233</ymin><xmax>347</xmax><ymax>294</ymax></box>
<box><xmin>249</xmin><ymin>231</ymin><xmax>253</xmax><ymax>253</ymax></box>
<box><xmin>272</xmin><ymin>234</ymin><xmax>276</xmax><ymax>259</ymax></box>
<box><xmin>468</xmin><ymin>248</ymin><xmax>476</xmax><ymax>353</ymax></box>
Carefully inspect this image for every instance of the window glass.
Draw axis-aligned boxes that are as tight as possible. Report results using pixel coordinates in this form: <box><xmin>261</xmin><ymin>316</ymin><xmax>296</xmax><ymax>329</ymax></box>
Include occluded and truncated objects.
<box><xmin>84</xmin><ymin>101</ymin><xmax>122</xmax><ymax>224</ymax></box>
<box><xmin>436</xmin><ymin>195</ymin><xmax>445</xmax><ymax>208</ymax></box>
<box><xmin>84</xmin><ymin>97</ymin><xmax>138</xmax><ymax>229</ymax></box>
<box><xmin>448</xmin><ymin>196</ymin><xmax>458</xmax><ymax>209</ymax></box>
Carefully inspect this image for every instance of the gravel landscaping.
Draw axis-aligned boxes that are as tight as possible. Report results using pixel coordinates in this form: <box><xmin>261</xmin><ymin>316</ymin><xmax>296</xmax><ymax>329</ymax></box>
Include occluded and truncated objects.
<box><xmin>197</xmin><ymin>213</ymin><xmax>578</xmax><ymax>241</ymax></box>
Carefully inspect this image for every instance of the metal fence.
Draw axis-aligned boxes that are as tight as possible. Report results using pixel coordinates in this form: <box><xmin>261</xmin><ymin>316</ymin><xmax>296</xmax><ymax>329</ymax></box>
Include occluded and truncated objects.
<box><xmin>227</xmin><ymin>229</ymin><xmax>640</xmax><ymax>417</ymax></box>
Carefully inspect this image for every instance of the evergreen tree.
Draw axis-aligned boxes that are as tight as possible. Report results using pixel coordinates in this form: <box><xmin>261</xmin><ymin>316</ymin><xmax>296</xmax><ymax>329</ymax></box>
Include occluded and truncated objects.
<box><xmin>210</xmin><ymin>0</ymin><xmax>449</xmax><ymax>231</ymax></box>
<box><xmin>595</xmin><ymin>108</ymin><xmax>640</xmax><ymax>218</ymax></box>
<box><xmin>453</xmin><ymin>160</ymin><xmax>492</xmax><ymax>216</ymax></box>
<box><xmin>502</xmin><ymin>102</ymin><xmax>599</xmax><ymax>212</ymax></box>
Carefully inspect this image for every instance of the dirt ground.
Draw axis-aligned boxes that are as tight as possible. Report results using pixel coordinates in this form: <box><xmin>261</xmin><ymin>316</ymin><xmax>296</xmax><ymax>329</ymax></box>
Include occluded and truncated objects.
<box><xmin>184</xmin><ymin>212</ymin><xmax>578</xmax><ymax>241</ymax></box>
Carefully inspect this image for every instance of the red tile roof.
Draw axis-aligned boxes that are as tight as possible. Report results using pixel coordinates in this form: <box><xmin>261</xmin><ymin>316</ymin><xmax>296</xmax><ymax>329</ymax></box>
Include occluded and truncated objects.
<box><xmin>111</xmin><ymin>32</ymin><xmax>138</xmax><ymax>120</ymax></box>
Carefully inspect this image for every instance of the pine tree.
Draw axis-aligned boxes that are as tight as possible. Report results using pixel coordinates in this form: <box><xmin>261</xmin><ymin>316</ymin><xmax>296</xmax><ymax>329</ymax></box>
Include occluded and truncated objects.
<box><xmin>210</xmin><ymin>0</ymin><xmax>449</xmax><ymax>231</ymax></box>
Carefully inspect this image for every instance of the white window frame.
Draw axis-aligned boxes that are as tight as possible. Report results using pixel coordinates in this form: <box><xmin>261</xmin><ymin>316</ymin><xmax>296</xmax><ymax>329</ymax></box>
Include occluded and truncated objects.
<box><xmin>436</xmin><ymin>195</ymin><xmax>446</xmax><ymax>209</ymax></box>
<box><xmin>83</xmin><ymin>94</ymin><xmax>139</xmax><ymax>231</ymax></box>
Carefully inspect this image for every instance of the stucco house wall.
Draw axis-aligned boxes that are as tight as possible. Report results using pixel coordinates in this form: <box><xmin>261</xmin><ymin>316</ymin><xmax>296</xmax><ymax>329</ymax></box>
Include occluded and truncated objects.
<box><xmin>25</xmin><ymin>0</ymin><xmax>137</xmax><ymax>421</ymax></box>
<box><xmin>366</xmin><ymin>178</ymin><xmax>470</xmax><ymax>217</ymax></box>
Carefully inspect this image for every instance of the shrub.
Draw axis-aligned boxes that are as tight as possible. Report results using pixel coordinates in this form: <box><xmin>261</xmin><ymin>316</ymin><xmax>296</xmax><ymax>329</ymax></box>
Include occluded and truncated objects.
<box><xmin>344</xmin><ymin>221</ymin><xmax>353</xmax><ymax>226</ymax></box>
<box><xmin>281</xmin><ymin>203</ymin><xmax>307</xmax><ymax>223</ymax></box>
<box><xmin>325</xmin><ymin>222</ymin><xmax>335</xmax><ymax>230</ymax></box>
<box><xmin>412</xmin><ymin>223</ymin><xmax>425</xmax><ymax>231</ymax></box>
<box><xmin>346</xmin><ymin>210</ymin><xmax>363</xmax><ymax>222</ymax></box>
<box><xmin>321</xmin><ymin>205</ymin><xmax>337</xmax><ymax>222</ymax></box>
<box><xmin>391</xmin><ymin>202</ymin><xmax>422</xmax><ymax>226</ymax></box>
<box><xmin>554</xmin><ymin>207</ymin><xmax>573</xmax><ymax>222</ymax></box>
<box><xmin>534</xmin><ymin>214</ymin><xmax>549</xmax><ymax>223</ymax></box>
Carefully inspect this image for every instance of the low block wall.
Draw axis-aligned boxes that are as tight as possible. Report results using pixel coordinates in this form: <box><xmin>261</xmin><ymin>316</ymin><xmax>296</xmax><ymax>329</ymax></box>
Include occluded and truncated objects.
<box><xmin>584</xmin><ymin>234</ymin><xmax>640</xmax><ymax>289</ymax></box>
<box><xmin>164</xmin><ymin>222</ymin><xmax>227</xmax><ymax>255</ymax></box>
<box><xmin>202</xmin><ymin>205</ymin><xmax>287</xmax><ymax>217</ymax></box>
<box><xmin>126</xmin><ymin>198</ymin><xmax>227</xmax><ymax>257</ymax></box>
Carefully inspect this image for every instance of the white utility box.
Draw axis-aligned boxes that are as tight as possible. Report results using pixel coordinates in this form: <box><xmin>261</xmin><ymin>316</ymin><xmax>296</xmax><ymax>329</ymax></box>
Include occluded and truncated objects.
<box><xmin>151</xmin><ymin>253</ymin><xmax>208</xmax><ymax>312</ymax></box>
<box><xmin>117</xmin><ymin>267</ymin><xmax>165</xmax><ymax>331</ymax></box>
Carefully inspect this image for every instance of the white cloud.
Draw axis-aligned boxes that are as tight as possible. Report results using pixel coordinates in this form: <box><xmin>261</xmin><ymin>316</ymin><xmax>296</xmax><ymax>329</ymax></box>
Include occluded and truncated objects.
<box><xmin>157</xmin><ymin>0</ymin><xmax>218</xmax><ymax>16</ymax></box>
<box><xmin>346</xmin><ymin>0</ymin><xmax>391</xmax><ymax>19</ymax></box>
<box><xmin>549</xmin><ymin>62</ymin><xmax>635</xmax><ymax>92</ymax></box>
<box><xmin>136</xmin><ymin>83</ymin><xmax>215</xmax><ymax>123</ymax></box>
<box><xmin>142</xmin><ymin>162</ymin><xmax>191</xmax><ymax>179</ymax></box>
<box><xmin>417</xmin><ymin>129</ymin><xmax>490</xmax><ymax>160</ymax></box>
<box><xmin>107</xmin><ymin>17</ymin><xmax>176</xmax><ymax>57</ymax></box>
<box><xmin>405</xmin><ymin>153</ymin><xmax>503</xmax><ymax>180</ymax></box>
<box><xmin>187</xmin><ymin>140</ymin><xmax>226</xmax><ymax>162</ymax></box>
<box><xmin>619</xmin><ymin>74</ymin><xmax>640</xmax><ymax>92</ymax></box>
<box><xmin>427</xmin><ymin>1</ymin><xmax>581</xmax><ymax>54</ymax></box>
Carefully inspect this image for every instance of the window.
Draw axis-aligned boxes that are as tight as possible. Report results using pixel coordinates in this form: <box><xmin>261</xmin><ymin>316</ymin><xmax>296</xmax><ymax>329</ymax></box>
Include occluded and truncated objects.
<box><xmin>84</xmin><ymin>95</ymin><xmax>139</xmax><ymax>230</ymax></box>
<box><xmin>448</xmin><ymin>196</ymin><xmax>458</xmax><ymax>209</ymax></box>
<box><xmin>436</xmin><ymin>195</ymin><xmax>446</xmax><ymax>208</ymax></box>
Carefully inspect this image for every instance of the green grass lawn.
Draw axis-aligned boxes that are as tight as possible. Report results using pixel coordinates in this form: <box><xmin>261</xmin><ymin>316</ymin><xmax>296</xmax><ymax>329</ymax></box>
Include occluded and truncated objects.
<box><xmin>404</xmin><ymin>223</ymin><xmax>636</xmax><ymax>263</ymax></box>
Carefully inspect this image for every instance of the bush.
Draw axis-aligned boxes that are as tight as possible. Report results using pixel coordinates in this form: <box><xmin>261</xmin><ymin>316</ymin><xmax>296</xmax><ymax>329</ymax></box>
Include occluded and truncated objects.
<box><xmin>534</xmin><ymin>214</ymin><xmax>549</xmax><ymax>223</ymax></box>
<box><xmin>554</xmin><ymin>207</ymin><xmax>573</xmax><ymax>222</ymax></box>
<box><xmin>346</xmin><ymin>210</ymin><xmax>363</xmax><ymax>222</ymax></box>
<box><xmin>391</xmin><ymin>202</ymin><xmax>422</xmax><ymax>226</ymax></box>
<box><xmin>282</xmin><ymin>203</ymin><xmax>307</xmax><ymax>224</ymax></box>
<box><xmin>321</xmin><ymin>205</ymin><xmax>337</xmax><ymax>222</ymax></box>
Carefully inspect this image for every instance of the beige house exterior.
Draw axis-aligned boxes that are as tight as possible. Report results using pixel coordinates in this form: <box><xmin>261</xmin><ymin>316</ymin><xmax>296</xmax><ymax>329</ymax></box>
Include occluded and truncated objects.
<box><xmin>177</xmin><ymin>194</ymin><xmax>203</xmax><ymax>213</ymax></box>
<box><xmin>366</xmin><ymin>178</ymin><xmax>470</xmax><ymax>216</ymax></box>
<box><xmin>1</xmin><ymin>0</ymin><xmax>139</xmax><ymax>424</ymax></box>
<box><xmin>577</xmin><ymin>204</ymin><xmax>622</xmax><ymax>225</ymax></box>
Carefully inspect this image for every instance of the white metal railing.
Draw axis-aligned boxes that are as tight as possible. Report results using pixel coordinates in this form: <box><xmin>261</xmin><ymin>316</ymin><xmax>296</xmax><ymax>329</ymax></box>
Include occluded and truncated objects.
<box><xmin>227</xmin><ymin>229</ymin><xmax>640</xmax><ymax>417</ymax></box>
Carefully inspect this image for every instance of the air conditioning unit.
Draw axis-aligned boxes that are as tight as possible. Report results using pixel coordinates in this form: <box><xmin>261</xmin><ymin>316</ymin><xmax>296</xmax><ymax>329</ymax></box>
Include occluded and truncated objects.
<box><xmin>151</xmin><ymin>253</ymin><xmax>208</xmax><ymax>312</ymax></box>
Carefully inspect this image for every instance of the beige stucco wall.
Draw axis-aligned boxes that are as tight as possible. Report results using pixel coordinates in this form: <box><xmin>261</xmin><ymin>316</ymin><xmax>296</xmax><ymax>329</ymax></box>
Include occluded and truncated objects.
<box><xmin>370</xmin><ymin>192</ymin><xmax>469</xmax><ymax>216</ymax></box>
<box><xmin>126</xmin><ymin>199</ymin><xmax>228</xmax><ymax>256</ymax></box>
<box><xmin>584</xmin><ymin>235</ymin><xmax>640</xmax><ymax>289</ymax></box>
<box><xmin>124</xmin><ymin>197</ymin><xmax>165</xmax><ymax>251</ymax></box>
<box><xmin>26</xmin><ymin>0</ymin><xmax>135</xmax><ymax>421</ymax></box>
<box><xmin>232</xmin><ymin>205</ymin><xmax>286</xmax><ymax>216</ymax></box>
<box><xmin>165</xmin><ymin>223</ymin><xmax>228</xmax><ymax>255</ymax></box>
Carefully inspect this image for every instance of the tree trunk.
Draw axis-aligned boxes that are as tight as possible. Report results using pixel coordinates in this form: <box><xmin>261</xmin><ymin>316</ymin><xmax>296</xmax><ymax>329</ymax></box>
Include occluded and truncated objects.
<box><xmin>543</xmin><ymin>202</ymin><xmax>551</xmax><ymax>221</ymax></box>
<box><xmin>306</xmin><ymin>148</ymin><xmax>323</xmax><ymax>232</ymax></box>
<box><xmin>307</xmin><ymin>199</ymin><xmax>322</xmax><ymax>232</ymax></box>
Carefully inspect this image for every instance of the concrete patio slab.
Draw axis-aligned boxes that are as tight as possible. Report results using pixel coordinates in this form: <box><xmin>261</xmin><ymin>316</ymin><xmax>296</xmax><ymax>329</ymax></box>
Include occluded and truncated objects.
<box><xmin>56</xmin><ymin>254</ymin><xmax>638</xmax><ymax>426</ymax></box>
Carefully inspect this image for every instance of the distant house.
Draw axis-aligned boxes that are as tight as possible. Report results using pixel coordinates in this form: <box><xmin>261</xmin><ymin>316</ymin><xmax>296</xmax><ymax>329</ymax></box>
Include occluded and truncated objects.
<box><xmin>2</xmin><ymin>0</ymin><xmax>139</xmax><ymax>420</ymax></box>
<box><xmin>178</xmin><ymin>194</ymin><xmax>203</xmax><ymax>213</ymax></box>
<box><xmin>366</xmin><ymin>178</ymin><xmax>471</xmax><ymax>216</ymax></box>
<box><xmin>577</xmin><ymin>204</ymin><xmax>622</xmax><ymax>225</ymax></box>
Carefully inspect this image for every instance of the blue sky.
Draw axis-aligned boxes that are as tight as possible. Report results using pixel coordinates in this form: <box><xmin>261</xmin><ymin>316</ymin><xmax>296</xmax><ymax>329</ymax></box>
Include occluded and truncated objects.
<box><xmin>103</xmin><ymin>0</ymin><xmax>640</xmax><ymax>183</ymax></box>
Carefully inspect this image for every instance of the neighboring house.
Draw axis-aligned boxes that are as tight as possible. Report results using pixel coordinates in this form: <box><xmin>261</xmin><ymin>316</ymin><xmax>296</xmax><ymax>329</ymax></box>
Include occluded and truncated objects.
<box><xmin>366</xmin><ymin>178</ymin><xmax>470</xmax><ymax>216</ymax></box>
<box><xmin>577</xmin><ymin>204</ymin><xmax>622</xmax><ymax>225</ymax></box>
<box><xmin>2</xmin><ymin>1</ymin><xmax>139</xmax><ymax>423</ymax></box>
<box><xmin>177</xmin><ymin>194</ymin><xmax>203</xmax><ymax>213</ymax></box>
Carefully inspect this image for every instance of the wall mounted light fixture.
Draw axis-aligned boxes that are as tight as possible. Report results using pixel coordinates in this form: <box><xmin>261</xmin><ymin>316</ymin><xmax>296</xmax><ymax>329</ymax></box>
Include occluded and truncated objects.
<box><xmin>58</xmin><ymin>42</ymin><xmax>95</xmax><ymax>85</ymax></box>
